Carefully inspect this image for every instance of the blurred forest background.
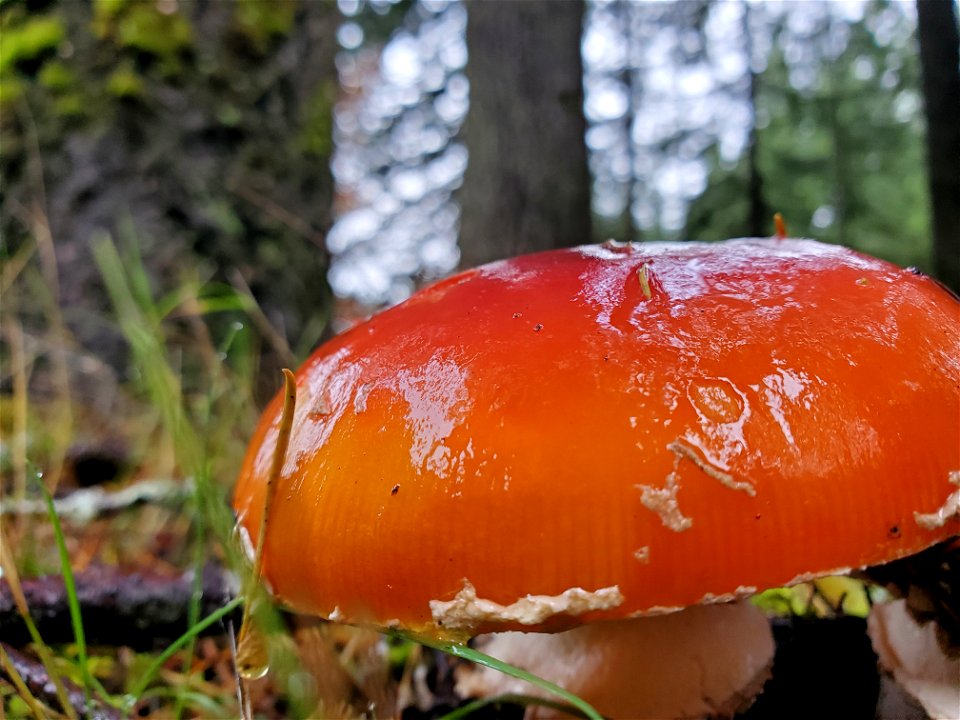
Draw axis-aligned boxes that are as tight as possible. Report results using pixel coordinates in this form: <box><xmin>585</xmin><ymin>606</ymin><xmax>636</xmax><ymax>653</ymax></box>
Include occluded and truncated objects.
<box><xmin>1</xmin><ymin>0</ymin><xmax>958</xmax><ymax>717</ymax></box>
<box><xmin>3</xmin><ymin>0</ymin><xmax>958</xmax><ymax>353</ymax></box>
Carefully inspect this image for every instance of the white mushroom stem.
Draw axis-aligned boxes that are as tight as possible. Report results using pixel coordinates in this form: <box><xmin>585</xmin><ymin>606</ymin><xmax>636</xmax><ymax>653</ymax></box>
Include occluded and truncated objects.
<box><xmin>867</xmin><ymin>598</ymin><xmax>960</xmax><ymax>720</ymax></box>
<box><xmin>455</xmin><ymin>601</ymin><xmax>774</xmax><ymax>719</ymax></box>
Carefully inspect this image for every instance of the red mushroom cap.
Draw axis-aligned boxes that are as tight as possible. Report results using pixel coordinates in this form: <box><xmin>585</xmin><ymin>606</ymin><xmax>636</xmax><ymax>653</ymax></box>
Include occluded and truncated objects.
<box><xmin>233</xmin><ymin>239</ymin><xmax>960</xmax><ymax>639</ymax></box>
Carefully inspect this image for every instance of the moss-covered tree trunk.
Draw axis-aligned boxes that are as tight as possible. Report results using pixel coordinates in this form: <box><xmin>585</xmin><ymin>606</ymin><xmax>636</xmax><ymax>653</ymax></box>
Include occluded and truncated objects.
<box><xmin>1</xmin><ymin>0</ymin><xmax>338</xmax><ymax>394</ymax></box>
<box><xmin>458</xmin><ymin>0</ymin><xmax>591</xmax><ymax>268</ymax></box>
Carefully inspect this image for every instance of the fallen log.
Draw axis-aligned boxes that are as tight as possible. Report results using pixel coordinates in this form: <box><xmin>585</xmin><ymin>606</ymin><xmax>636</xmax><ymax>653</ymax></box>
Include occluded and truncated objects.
<box><xmin>0</xmin><ymin>564</ymin><xmax>238</xmax><ymax>651</ymax></box>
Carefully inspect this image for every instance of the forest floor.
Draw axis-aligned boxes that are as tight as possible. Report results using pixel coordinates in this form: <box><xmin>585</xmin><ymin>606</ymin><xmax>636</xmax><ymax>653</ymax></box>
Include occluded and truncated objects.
<box><xmin>0</xmin><ymin>239</ymin><xmax>932</xmax><ymax>720</ymax></box>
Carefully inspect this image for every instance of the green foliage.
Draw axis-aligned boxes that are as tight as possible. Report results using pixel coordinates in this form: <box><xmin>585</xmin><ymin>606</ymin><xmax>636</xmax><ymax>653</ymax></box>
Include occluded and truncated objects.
<box><xmin>37</xmin><ymin>61</ymin><xmax>74</xmax><ymax>90</ymax></box>
<box><xmin>407</xmin><ymin>631</ymin><xmax>603</xmax><ymax>720</ymax></box>
<box><xmin>0</xmin><ymin>72</ymin><xmax>24</xmax><ymax>106</ymax></box>
<box><xmin>345</xmin><ymin>0</ymin><xmax>415</xmax><ymax>45</ymax></box>
<box><xmin>92</xmin><ymin>0</ymin><xmax>193</xmax><ymax>78</ymax></box>
<box><xmin>753</xmin><ymin>576</ymin><xmax>874</xmax><ymax>618</ymax></box>
<box><xmin>232</xmin><ymin>0</ymin><xmax>297</xmax><ymax>52</ymax></box>
<box><xmin>122</xmin><ymin>597</ymin><xmax>244</xmax><ymax>712</ymax></box>
<box><xmin>0</xmin><ymin>8</ymin><xmax>64</xmax><ymax>108</ymax></box>
<box><xmin>2</xmin><ymin>0</ymin><xmax>336</xmax><ymax>382</ymax></box>
<box><xmin>299</xmin><ymin>79</ymin><xmax>336</xmax><ymax>157</ymax></box>
<box><xmin>92</xmin><ymin>0</ymin><xmax>129</xmax><ymax>23</ymax></box>
<box><xmin>685</xmin><ymin>1</ymin><xmax>930</xmax><ymax>270</ymax></box>
<box><xmin>0</xmin><ymin>14</ymin><xmax>64</xmax><ymax>74</ymax></box>
<box><xmin>105</xmin><ymin>62</ymin><xmax>143</xmax><ymax>98</ymax></box>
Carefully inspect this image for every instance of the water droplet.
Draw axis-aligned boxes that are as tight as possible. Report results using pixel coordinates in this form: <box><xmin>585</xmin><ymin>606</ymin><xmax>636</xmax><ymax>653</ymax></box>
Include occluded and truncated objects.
<box><xmin>688</xmin><ymin>378</ymin><xmax>744</xmax><ymax>424</ymax></box>
<box><xmin>236</xmin><ymin>622</ymin><xmax>270</xmax><ymax>680</ymax></box>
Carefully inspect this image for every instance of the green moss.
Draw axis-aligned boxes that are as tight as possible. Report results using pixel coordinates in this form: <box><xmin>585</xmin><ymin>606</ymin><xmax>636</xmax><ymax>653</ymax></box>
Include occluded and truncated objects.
<box><xmin>216</xmin><ymin>103</ymin><xmax>243</xmax><ymax>128</ymax></box>
<box><xmin>53</xmin><ymin>93</ymin><xmax>87</xmax><ymax>117</ymax></box>
<box><xmin>106</xmin><ymin>63</ymin><xmax>144</xmax><ymax>98</ymax></box>
<box><xmin>233</xmin><ymin>0</ymin><xmax>297</xmax><ymax>53</ymax></box>
<box><xmin>91</xmin><ymin>0</ymin><xmax>130</xmax><ymax>39</ymax></box>
<box><xmin>0</xmin><ymin>72</ymin><xmax>24</xmax><ymax>106</ymax></box>
<box><xmin>0</xmin><ymin>15</ymin><xmax>65</xmax><ymax>74</ymax></box>
<box><xmin>92</xmin><ymin>0</ymin><xmax>131</xmax><ymax>23</ymax></box>
<box><xmin>115</xmin><ymin>5</ymin><xmax>192</xmax><ymax>56</ymax></box>
<box><xmin>92</xmin><ymin>0</ymin><xmax>192</xmax><ymax>77</ymax></box>
<box><xmin>38</xmin><ymin>60</ymin><xmax>75</xmax><ymax>90</ymax></box>
<box><xmin>298</xmin><ymin>79</ymin><xmax>335</xmax><ymax>158</ymax></box>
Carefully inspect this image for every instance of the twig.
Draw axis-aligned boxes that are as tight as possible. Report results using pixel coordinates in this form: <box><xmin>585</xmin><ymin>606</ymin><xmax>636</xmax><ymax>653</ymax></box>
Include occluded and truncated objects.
<box><xmin>0</xmin><ymin>565</ymin><xmax>238</xmax><ymax>651</ymax></box>
<box><xmin>0</xmin><ymin>643</ymin><xmax>120</xmax><ymax>720</ymax></box>
<box><xmin>226</xmin><ymin>181</ymin><xmax>327</xmax><ymax>250</ymax></box>
<box><xmin>0</xmin><ymin>479</ymin><xmax>190</xmax><ymax>523</ymax></box>
<box><xmin>227</xmin><ymin>269</ymin><xmax>298</xmax><ymax>368</ymax></box>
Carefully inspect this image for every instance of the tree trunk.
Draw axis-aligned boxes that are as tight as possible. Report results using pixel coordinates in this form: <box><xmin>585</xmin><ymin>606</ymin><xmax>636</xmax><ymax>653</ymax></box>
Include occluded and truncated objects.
<box><xmin>917</xmin><ymin>0</ymin><xmax>960</xmax><ymax>292</ymax></box>
<box><xmin>458</xmin><ymin>0</ymin><xmax>591</xmax><ymax>268</ymax></box>
<box><xmin>743</xmin><ymin>1</ymin><xmax>769</xmax><ymax>238</ymax></box>
<box><xmin>1</xmin><ymin>0</ymin><xmax>339</xmax><ymax>399</ymax></box>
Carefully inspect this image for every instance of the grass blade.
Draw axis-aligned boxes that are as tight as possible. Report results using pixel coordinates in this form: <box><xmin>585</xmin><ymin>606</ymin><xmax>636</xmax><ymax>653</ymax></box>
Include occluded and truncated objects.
<box><xmin>125</xmin><ymin>596</ymin><xmax>244</xmax><ymax>712</ymax></box>
<box><xmin>0</xmin><ymin>529</ymin><xmax>77</xmax><ymax>720</ymax></box>
<box><xmin>402</xmin><ymin>633</ymin><xmax>603</xmax><ymax>720</ymax></box>
<box><xmin>0</xmin><ymin>644</ymin><xmax>48</xmax><ymax>720</ymax></box>
<box><xmin>33</xmin><ymin>473</ymin><xmax>99</xmax><ymax>706</ymax></box>
<box><xmin>439</xmin><ymin>693</ymin><xmax>589</xmax><ymax>720</ymax></box>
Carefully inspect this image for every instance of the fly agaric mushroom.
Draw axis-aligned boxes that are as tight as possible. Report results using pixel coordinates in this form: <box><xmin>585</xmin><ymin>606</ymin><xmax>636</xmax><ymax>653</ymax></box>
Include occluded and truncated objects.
<box><xmin>233</xmin><ymin>238</ymin><xmax>959</xmax><ymax>718</ymax></box>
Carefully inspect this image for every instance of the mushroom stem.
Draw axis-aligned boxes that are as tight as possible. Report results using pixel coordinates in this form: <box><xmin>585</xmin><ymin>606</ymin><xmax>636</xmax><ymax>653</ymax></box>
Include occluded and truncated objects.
<box><xmin>455</xmin><ymin>601</ymin><xmax>775</xmax><ymax>719</ymax></box>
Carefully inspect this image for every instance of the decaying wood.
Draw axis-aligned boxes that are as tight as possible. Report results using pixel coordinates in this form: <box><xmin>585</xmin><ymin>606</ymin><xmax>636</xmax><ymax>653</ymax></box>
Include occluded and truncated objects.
<box><xmin>0</xmin><ymin>642</ymin><xmax>121</xmax><ymax>720</ymax></box>
<box><xmin>0</xmin><ymin>478</ymin><xmax>189</xmax><ymax>523</ymax></box>
<box><xmin>0</xmin><ymin>564</ymin><xmax>238</xmax><ymax>651</ymax></box>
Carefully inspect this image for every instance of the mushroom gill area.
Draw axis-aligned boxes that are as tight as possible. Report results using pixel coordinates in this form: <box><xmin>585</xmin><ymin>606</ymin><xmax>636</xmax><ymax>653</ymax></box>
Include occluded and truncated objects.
<box><xmin>868</xmin><ymin>599</ymin><xmax>960</xmax><ymax>719</ymax></box>
<box><xmin>455</xmin><ymin>600</ymin><xmax>775</xmax><ymax>720</ymax></box>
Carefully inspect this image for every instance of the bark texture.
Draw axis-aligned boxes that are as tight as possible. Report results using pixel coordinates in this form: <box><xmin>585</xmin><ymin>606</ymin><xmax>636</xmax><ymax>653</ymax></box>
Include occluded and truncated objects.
<box><xmin>1</xmin><ymin>0</ymin><xmax>338</xmax><ymax>395</ymax></box>
<box><xmin>458</xmin><ymin>0</ymin><xmax>591</xmax><ymax>268</ymax></box>
<box><xmin>917</xmin><ymin>0</ymin><xmax>960</xmax><ymax>292</ymax></box>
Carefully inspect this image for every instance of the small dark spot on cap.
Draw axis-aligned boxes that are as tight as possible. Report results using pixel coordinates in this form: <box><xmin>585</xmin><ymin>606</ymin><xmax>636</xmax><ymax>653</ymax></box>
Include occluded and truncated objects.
<box><xmin>391</xmin><ymin>484</ymin><xmax>400</xmax><ymax>495</ymax></box>
<box><xmin>513</xmin><ymin>312</ymin><xmax>522</xmax><ymax>319</ymax></box>
<box><xmin>888</xmin><ymin>525</ymin><xmax>900</xmax><ymax>538</ymax></box>
<box><xmin>533</xmin><ymin>323</ymin><xmax>543</xmax><ymax>332</ymax></box>
<box><xmin>755</xmin><ymin>513</ymin><xmax>762</xmax><ymax>520</ymax></box>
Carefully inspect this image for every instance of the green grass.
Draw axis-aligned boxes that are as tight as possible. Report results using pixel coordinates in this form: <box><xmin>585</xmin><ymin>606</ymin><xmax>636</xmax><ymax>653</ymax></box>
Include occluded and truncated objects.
<box><xmin>408</xmin><ymin>632</ymin><xmax>603</xmax><ymax>720</ymax></box>
<box><xmin>35</xmin><ymin>471</ymin><xmax>106</xmax><ymax>704</ymax></box>
<box><xmin>123</xmin><ymin>596</ymin><xmax>245</xmax><ymax>713</ymax></box>
<box><xmin>0</xmin><ymin>535</ymin><xmax>78</xmax><ymax>719</ymax></box>
<box><xmin>4</xmin><ymin>229</ymin><xmax>604</xmax><ymax>720</ymax></box>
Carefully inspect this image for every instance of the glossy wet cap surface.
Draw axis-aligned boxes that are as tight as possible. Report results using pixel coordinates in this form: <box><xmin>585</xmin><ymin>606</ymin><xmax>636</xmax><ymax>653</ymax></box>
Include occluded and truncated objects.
<box><xmin>234</xmin><ymin>238</ymin><xmax>960</xmax><ymax>638</ymax></box>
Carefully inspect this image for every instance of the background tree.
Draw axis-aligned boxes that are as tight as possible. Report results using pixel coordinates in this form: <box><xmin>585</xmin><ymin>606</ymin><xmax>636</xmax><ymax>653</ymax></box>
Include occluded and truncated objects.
<box><xmin>683</xmin><ymin>1</ymin><xmax>929</xmax><ymax>271</ymax></box>
<box><xmin>328</xmin><ymin>1</ymin><xmax>935</xmax><ymax>305</ymax></box>
<box><xmin>917</xmin><ymin>0</ymin><xmax>960</xmax><ymax>292</ymax></box>
<box><xmin>1</xmin><ymin>0</ymin><xmax>339</xmax><ymax>397</ymax></box>
<box><xmin>458</xmin><ymin>0</ymin><xmax>591</xmax><ymax>268</ymax></box>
